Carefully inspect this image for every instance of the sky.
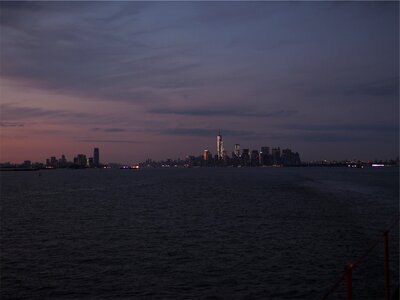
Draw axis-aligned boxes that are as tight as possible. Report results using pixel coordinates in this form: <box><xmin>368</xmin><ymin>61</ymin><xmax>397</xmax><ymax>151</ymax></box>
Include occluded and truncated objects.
<box><xmin>0</xmin><ymin>1</ymin><xmax>398</xmax><ymax>163</ymax></box>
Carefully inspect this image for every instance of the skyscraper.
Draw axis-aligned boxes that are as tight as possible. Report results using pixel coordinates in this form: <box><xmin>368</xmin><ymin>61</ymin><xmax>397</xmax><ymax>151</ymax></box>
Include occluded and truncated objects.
<box><xmin>234</xmin><ymin>144</ymin><xmax>241</xmax><ymax>157</ymax></box>
<box><xmin>74</xmin><ymin>154</ymin><xmax>87</xmax><ymax>167</ymax></box>
<box><xmin>260</xmin><ymin>146</ymin><xmax>270</xmax><ymax>156</ymax></box>
<box><xmin>251</xmin><ymin>150</ymin><xmax>260</xmax><ymax>166</ymax></box>
<box><xmin>217</xmin><ymin>132</ymin><xmax>224</xmax><ymax>160</ymax></box>
<box><xmin>260</xmin><ymin>146</ymin><xmax>270</xmax><ymax>165</ymax></box>
<box><xmin>271</xmin><ymin>147</ymin><xmax>281</xmax><ymax>165</ymax></box>
<box><xmin>203</xmin><ymin>149</ymin><xmax>210</xmax><ymax>161</ymax></box>
<box><xmin>94</xmin><ymin>147</ymin><xmax>100</xmax><ymax>167</ymax></box>
<box><xmin>281</xmin><ymin>149</ymin><xmax>301</xmax><ymax>166</ymax></box>
<box><xmin>241</xmin><ymin>149</ymin><xmax>250</xmax><ymax>166</ymax></box>
<box><xmin>59</xmin><ymin>154</ymin><xmax>67</xmax><ymax>168</ymax></box>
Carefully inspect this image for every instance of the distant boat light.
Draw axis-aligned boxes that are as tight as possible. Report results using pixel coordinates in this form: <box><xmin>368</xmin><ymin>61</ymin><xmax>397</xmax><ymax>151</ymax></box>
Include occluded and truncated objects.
<box><xmin>372</xmin><ymin>164</ymin><xmax>385</xmax><ymax>167</ymax></box>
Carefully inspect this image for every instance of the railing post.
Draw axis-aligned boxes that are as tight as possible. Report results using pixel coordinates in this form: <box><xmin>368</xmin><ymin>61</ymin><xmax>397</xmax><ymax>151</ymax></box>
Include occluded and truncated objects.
<box><xmin>383</xmin><ymin>231</ymin><xmax>390</xmax><ymax>300</ymax></box>
<box><xmin>345</xmin><ymin>263</ymin><xmax>353</xmax><ymax>300</ymax></box>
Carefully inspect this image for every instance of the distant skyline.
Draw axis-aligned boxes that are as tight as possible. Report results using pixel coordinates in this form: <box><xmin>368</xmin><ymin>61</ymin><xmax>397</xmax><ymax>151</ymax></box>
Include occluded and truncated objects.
<box><xmin>0</xmin><ymin>1</ymin><xmax>398</xmax><ymax>163</ymax></box>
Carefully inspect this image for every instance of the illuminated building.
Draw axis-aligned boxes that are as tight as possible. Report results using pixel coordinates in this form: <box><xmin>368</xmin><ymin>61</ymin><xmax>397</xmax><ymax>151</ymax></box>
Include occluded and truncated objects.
<box><xmin>234</xmin><ymin>144</ymin><xmax>240</xmax><ymax>157</ymax></box>
<box><xmin>203</xmin><ymin>149</ymin><xmax>210</xmax><ymax>161</ymax></box>
<box><xmin>94</xmin><ymin>147</ymin><xmax>100</xmax><ymax>167</ymax></box>
<box><xmin>217</xmin><ymin>132</ymin><xmax>224</xmax><ymax>160</ymax></box>
<box><xmin>203</xmin><ymin>149</ymin><xmax>213</xmax><ymax>166</ymax></box>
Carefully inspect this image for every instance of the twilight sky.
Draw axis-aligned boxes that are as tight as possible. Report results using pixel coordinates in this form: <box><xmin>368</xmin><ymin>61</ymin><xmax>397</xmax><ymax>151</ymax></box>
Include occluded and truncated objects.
<box><xmin>0</xmin><ymin>1</ymin><xmax>398</xmax><ymax>163</ymax></box>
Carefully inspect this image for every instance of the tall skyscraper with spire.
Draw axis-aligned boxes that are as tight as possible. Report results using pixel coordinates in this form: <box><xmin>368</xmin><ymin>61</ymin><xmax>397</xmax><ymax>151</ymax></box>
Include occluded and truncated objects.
<box><xmin>217</xmin><ymin>131</ymin><xmax>224</xmax><ymax>160</ymax></box>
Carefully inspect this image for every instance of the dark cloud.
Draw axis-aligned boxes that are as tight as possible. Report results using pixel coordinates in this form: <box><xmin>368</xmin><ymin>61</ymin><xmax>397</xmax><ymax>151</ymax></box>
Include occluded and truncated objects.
<box><xmin>149</xmin><ymin>108</ymin><xmax>298</xmax><ymax>118</ymax></box>
<box><xmin>306</xmin><ymin>77</ymin><xmax>400</xmax><ymax>100</ymax></box>
<box><xmin>0</xmin><ymin>135</ymin><xmax>28</xmax><ymax>140</ymax></box>
<box><xmin>0</xmin><ymin>121</ymin><xmax>24</xmax><ymax>127</ymax></box>
<box><xmin>0</xmin><ymin>2</ymin><xmax>202</xmax><ymax>103</ymax></box>
<box><xmin>301</xmin><ymin>133</ymin><xmax>388</xmax><ymax>143</ymax></box>
<box><xmin>77</xmin><ymin>139</ymin><xmax>139</xmax><ymax>144</ymax></box>
<box><xmin>2</xmin><ymin>1</ymin><xmax>397</xmax><ymax>107</ymax></box>
<box><xmin>283</xmin><ymin>123</ymin><xmax>398</xmax><ymax>133</ymax></box>
<box><xmin>158</xmin><ymin>128</ymin><xmax>372</xmax><ymax>145</ymax></box>
<box><xmin>193</xmin><ymin>2</ymin><xmax>279</xmax><ymax>23</ymax></box>
<box><xmin>160</xmin><ymin>128</ymin><xmax>214</xmax><ymax>136</ymax></box>
<box><xmin>92</xmin><ymin>128</ymin><xmax>126</xmax><ymax>132</ymax></box>
<box><xmin>159</xmin><ymin>128</ymin><xmax>260</xmax><ymax>138</ymax></box>
<box><xmin>342</xmin><ymin>77</ymin><xmax>399</xmax><ymax>97</ymax></box>
<box><xmin>0</xmin><ymin>103</ymin><xmax>94</xmax><ymax>121</ymax></box>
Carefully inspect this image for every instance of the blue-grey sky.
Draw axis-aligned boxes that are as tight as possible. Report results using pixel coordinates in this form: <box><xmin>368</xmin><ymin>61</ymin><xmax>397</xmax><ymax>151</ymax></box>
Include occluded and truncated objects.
<box><xmin>0</xmin><ymin>1</ymin><xmax>398</xmax><ymax>163</ymax></box>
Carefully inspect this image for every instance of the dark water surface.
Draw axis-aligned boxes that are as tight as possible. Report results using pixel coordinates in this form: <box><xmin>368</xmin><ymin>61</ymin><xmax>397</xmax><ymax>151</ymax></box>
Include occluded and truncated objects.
<box><xmin>1</xmin><ymin>167</ymin><xmax>398</xmax><ymax>299</ymax></box>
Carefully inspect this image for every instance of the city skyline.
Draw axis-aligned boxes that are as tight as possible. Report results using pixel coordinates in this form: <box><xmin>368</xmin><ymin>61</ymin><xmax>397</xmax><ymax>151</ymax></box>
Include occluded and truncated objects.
<box><xmin>1</xmin><ymin>131</ymin><xmax>397</xmax><ymax>167</ymax></box>
<box><xmin>1</xmin><ymin>2</ymin><xmax>398</xmax><ymax>163</ymax></box>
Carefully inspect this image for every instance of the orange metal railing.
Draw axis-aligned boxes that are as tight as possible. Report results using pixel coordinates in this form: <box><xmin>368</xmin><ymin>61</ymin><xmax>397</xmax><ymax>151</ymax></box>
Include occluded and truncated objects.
<box><xmin>322</xmin><ymin>217</ymin><xmax>399</xmax><ymax>300</ymax></box>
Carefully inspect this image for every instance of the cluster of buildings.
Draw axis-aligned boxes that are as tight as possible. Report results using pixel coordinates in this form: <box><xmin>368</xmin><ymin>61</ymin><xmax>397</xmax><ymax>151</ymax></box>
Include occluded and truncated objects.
<box><xmin>141</xmin><ymin>132</ymin><xmax>301</xmax><ymax>168</ymax></box>
<box><xmin>139</xmin><ymin>134</ymin><xmax>398</xmax><ymax>168</ymax></box>
<box><xmin>44</xmin><ymin>148</ymin><xmax>101</xmax><ymax>168</ymax></box>
<box><xmin>204</xmin><ymin>132</ymin><xmax>301</xmax><ymax>167</ymax></box>
<box><xmin>2</xmin><ymin>133</ymin><xmax>397</xmax><ymax>170</ymax></box>
<box><xmin>0</xmin><ymin>148</ymin><xmax>103</xmax><ymax>170</ymax></box>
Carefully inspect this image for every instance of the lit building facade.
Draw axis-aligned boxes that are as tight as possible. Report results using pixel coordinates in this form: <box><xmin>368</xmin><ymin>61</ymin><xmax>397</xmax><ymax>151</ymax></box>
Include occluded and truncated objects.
<box><xmin>234</xmin><ymin>144</ymin><xmax>241</xmax><ymax>157</ymax></box>
<box><xmin>203</xmin><ymin>149</ymin><xmax>210</xmax><ymax>161</ymax></box>
<box><xmin>217</xmin><ymin>132</ymin><xmax>224</xmax><ymax>160</ymax></box>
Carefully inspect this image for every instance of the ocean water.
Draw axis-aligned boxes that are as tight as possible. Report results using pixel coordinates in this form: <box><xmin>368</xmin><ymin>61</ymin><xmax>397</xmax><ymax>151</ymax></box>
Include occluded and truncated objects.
<box><xmin>1</xmin><ymin>167</ymin><xmax>398</xmax><ymax>299</ymax></box>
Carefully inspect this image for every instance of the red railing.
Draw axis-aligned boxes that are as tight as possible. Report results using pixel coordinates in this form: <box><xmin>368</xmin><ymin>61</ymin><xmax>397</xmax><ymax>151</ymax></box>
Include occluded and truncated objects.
<box><xmin>322</xmin><ymin>217</ymin><xmax>399</xmax><ymax>300</ymax></box>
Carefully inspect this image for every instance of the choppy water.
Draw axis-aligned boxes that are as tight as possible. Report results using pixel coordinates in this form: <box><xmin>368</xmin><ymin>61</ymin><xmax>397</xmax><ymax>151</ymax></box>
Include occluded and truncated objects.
<box><xmin>1</xmin><ymin>167</ymin><xmax>398</xmax><ymax>299</ymax></box>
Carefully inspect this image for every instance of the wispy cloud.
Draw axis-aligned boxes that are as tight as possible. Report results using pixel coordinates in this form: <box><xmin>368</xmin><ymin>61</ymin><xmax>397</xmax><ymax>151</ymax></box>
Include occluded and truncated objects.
<box><xmin>92</xmin><ymin>127</ymin><xmax>126</xmax><ymax>132</ymax></box>
<box><xmin>159</xmin><ymin>127</ymin><xmax>260</xmax><ymax>138</ymax></box>
<box><xmin>78</xmin><ymin>139</ymin><xmax>139</xmax><ymax>144</ymax></box>
<box><xmin>342</xmin><ymin>77</ymin><xmax>399</xmax><ymax>97</ymax></box>
<box><xmin>160</xmin><ymin>128</ymin><xmax>216</xmax><ymax>136</ymax></box>
<box><xmin>305</xmin><ymin>77</ymin><xmax>399</xmax><ymax>100</ymax></box>
<box><xmin>301</xmin><ymin>133</ymin><xmax>388</xmax><ymax>143</ymax></box>
<box><xmin>149</xmin><ymin>108</ymin><xmax>298</xmax><ymax>118</ymax></box>
<box><xmin>0</xmin><ymin>121</ymin><xmax>24</xmax><ymax>127</ymax></box>
<box><xmin>0</xmin><ymin>135</ymin><xmax>28</xmax><ymax>140</ymax></box>
<box><xmin>1</xmin><ymin>103</ymin><xmax>94</xmax><ymax>121</ymax></box>
<box><xmin>0</xmin><ymin>2</ymin><xmax>201</xmax><ymax>103</ymax></box>
<box><xmin>283</xmin><ymin>123</ymin><xmax>398</xmax><ymax>133</ymax></box>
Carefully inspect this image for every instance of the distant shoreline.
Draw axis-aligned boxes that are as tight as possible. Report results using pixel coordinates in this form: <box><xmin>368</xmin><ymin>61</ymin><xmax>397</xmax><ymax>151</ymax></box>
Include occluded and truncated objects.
<box><xmin>0</xmin><ymin>168</ymin><xmax>41</xmax><ymax>172</ymax></box>
<box><xmin>0</xmin><ymin>164</ymin><xmax>397</xmax><ymax>171</ymax></box>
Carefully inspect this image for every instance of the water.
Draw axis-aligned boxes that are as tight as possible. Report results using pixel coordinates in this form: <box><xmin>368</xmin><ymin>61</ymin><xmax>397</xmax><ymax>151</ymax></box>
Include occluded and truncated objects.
<box><xmin>1</xmin><ymin>167</ymin><xmax>398</xmax><ymax>299</ymax></box>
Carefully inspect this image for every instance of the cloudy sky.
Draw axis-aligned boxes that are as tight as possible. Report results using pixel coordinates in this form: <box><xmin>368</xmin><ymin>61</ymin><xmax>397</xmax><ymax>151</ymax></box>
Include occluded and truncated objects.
<box><xmin>0</xmin><ymin>1</ymin><xmax>398</xmax><ymax>163</ymax></box>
